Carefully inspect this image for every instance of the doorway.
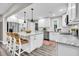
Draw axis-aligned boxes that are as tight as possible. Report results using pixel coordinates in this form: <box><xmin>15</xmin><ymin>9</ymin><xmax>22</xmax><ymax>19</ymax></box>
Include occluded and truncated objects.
<box><xmin>54</xmin><ymin>21</ymin><xmax>57</xmax><ymax>32</ymax></box>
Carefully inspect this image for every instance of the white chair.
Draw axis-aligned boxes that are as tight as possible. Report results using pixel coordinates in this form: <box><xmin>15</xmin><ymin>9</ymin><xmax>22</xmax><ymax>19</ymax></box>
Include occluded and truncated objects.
<box><xmin>6</xmin><ymin>35</ymin><xmax>14</xmax><ymax>55</ymax></box>
<box><xmin>12</xmin><ymin>34</ymin><xmax>29</xmax><ymax>56</ymax></box>
<box><xmin>6</xmin><ymin>32</ymin><xmax>15</xmax><ymax>56</ymax></box>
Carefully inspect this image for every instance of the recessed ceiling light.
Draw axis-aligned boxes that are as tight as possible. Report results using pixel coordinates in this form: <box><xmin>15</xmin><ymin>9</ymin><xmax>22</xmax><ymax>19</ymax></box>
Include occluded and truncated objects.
<box><xmin>10</xmin><ymin>15</ymin><xmax>17</xmax><ymax>19</ymax></box>
<box><xmin>39</xmin><ymin>17</ymin><xmax>43</xmax><ymax>19</ymax></box>
<box><xmin>71</xmin><ymin>6</ymin><xmax>75</xmax><ymax>9</ymax></box>
<box><xmin>59</xmin><ymin>9</ymin><xmax>66</xmax><ymax>12</ymax></box>
<box><xmin>68</xmin><ymin>5</ymin><xmax>76</xmax><ymax>10</ymax></box>
<box><xmin>52</xmin><ymin>14</ymin><xmax>56</xmax><ymax>16</ymax></box>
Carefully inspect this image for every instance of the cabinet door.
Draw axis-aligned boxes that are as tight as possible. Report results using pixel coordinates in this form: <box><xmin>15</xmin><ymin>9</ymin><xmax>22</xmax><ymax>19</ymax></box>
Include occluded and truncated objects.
<box><xmin>68</xmin><ymin>3</ymin><xmax>76</xmax><ymax>23</ymax></box>
<box><xmin>35</xmin><ymin>34</ymin><xmax>43</xmax><ymax>48</ymax></box>
<box><xmin>49</xmin><ymin>32</ymin><xmax>57</xmax><ymax>41</ymax></box>
<box><xmin>49</xmin><ymin>32</ymin><xmax>60</xmax><ymax>42</ymax></box>
<box><xmin>30</xmin><ymin>35</ymin><xmax>36</xmax><ymax>51</ymax></box>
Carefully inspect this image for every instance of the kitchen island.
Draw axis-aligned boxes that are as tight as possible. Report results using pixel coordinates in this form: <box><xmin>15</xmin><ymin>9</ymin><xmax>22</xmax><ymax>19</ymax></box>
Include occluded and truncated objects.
<box><xmin>18</xmin><ymin>31</ymin><xmax>44</xmax><ymax>53</ymax></box>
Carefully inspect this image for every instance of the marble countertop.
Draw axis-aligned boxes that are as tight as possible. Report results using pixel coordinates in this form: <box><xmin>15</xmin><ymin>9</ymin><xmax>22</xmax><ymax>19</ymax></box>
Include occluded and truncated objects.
<box><xmin>58</xmin><ymin>35</ymin><xmax>79</xmax><ymax>46</ymax></box>
<box><xmin>18</xmin><ymin>31</ymin><xmax>43</xmax><ymax>37</ymax></box>
<box><xmin>50</xmin><ymin>32</ymin><xmax>79</xmax><ymax>47</ymax></box>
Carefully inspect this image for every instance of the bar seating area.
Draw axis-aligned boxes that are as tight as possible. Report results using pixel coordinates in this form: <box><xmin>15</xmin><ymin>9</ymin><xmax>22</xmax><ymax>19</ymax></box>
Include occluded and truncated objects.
<box><xmin>6</xmin><ymin>32</ymin><xmax>29</xmax><ymax>56</ymax></box>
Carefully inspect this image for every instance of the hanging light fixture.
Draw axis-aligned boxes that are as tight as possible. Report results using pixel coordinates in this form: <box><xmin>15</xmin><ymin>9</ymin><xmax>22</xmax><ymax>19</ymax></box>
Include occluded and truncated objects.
<box><xmin>23</xmin><ymin>11</ymin><xmax>31</xmax><ymax>33</ymax></box>
<box><xmin>28</xmin><ymin>8</ymin><xmax>38</xmax><ymax>22</ymax></box>
<box><xmin>24</xmin><ymin>11</ymin><xmax>26</xmax><ymax>23</ymax></box>
<box><xmin>31</xmin><ymin>8</ymin><xmax>34</xmax><ymax>22</ymax></box>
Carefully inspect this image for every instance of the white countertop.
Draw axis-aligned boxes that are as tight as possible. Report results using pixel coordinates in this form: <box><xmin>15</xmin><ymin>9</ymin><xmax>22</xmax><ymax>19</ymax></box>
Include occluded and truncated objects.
<box><xmin>49</xmin><ymin>32</ymin><xmax>79</xmax><ymax>47</ymax></box>
<box><xmin>18</xmin><ymin>31</ymin><xmax>43</xmax><ymax>37</ymax></box>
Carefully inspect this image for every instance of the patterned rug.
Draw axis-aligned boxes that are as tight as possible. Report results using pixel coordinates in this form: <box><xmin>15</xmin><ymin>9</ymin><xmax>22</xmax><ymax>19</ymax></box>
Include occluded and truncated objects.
<box><xmin>21</xmin><ymin>40</ymin><xmax>58</xmax><ymax>56</ymax></box>
<box><xmin>43</xmin><ymin>40</ymin><xmax>56</xmax><ymax>46</ymax></box>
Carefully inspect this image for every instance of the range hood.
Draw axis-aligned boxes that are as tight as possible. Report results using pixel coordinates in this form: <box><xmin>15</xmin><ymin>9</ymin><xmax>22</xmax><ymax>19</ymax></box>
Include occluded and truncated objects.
<box><xmin>69</xmin><ymin>4</ymin><xmax>79</xmax><ymax>25</ymax></box>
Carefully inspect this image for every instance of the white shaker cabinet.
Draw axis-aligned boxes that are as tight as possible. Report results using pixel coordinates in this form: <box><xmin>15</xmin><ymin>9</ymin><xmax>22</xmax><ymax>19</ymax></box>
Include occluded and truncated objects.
<box><xmin>30</xmin><ymin>35</ymin><xmax>36</xmax><ymax>51</ymax></box>
<box><xmin>18</xmin><ymin>32</ymin><xmax>43</xmax><ymax>53</ymax></box>
<box><xmin>61</xmin><ymin>3</ymin><xmax>76</xmax><ymax>26</ymax></box>
<box><xmin>35</xmin><ymin>33</ymin><xmax>43</xmax><ymax>48</ymax></box>
<box><xmin>49</xmin><ymin>32</ymin><xmax>60</xmax><ymax>42</ymax></box>
<box><xmin>29</xmin><ymin>33</ymin><xmax>43</xmax><ymax>53</ymax></box>
<box><xmin>49</xmin><ymin>32</ymin><xmax>67</xmax><ymax>43</ymax></box>
<box><xmin>68</xmin><ymin>3</ymin><xmax>76</xmax><ymax>23</ymax></box>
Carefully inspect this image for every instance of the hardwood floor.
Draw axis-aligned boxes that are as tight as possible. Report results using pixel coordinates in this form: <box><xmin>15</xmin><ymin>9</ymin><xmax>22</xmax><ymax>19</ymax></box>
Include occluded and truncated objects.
<box><xmin>0</xmin><ymin>42</ymin><xmax>11</xmax><ymax>56</ymax></box>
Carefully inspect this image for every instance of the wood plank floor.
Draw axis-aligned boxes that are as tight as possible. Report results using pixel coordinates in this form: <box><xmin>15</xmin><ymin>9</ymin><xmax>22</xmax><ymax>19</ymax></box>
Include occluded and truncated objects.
<box><xmin>0</xmin><ymin>42</ymin><xmax>11</xmax><ymax>56</ymax></box>
<box><xmin>0</xmin><ymin>42</ymin><xmax>58</xmax><ymax>56</ymax></box>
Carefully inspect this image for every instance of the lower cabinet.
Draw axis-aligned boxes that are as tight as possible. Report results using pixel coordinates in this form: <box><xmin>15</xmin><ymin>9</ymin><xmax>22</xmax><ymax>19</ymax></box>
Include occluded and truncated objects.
<box><xmin>29</xmin><ymin>33</ymin><xmax>43</xmax><ymax>53</ymax></box>
<box><xmin>49</xmin><ymin>32</ymin><xmax>60</xmax><ymax>42</ymax></box>
<box><xmin>49</xmin><ymin>32</ymin><xmax>65</xmax><ymax>43</ymax></box>
<box><xmin>35</xmin><ymin>34</ymin><xmax>43</xmax><ymax>48</ymax></box>
<box><xmin>30</xmin><ymin>35</ymin><xmax>36</xmax><ymax>51</ymax></box>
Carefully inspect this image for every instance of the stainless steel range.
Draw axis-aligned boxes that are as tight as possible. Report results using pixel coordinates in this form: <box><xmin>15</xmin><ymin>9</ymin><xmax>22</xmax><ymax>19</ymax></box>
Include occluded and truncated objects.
<box><xmin>43</xmin><ymin>28</ymin><xmax>49</xmax><ymax>41</ymax></box>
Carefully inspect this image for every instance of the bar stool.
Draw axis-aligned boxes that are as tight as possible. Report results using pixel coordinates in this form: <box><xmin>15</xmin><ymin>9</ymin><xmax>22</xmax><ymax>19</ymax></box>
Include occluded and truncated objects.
<box><xmin>12</xmin><ymin>33</ymin><xmax>29</xmax><ymax>56</ymax></box>
<box><xmin>6</xmin><ymin>32</ymin><xmax>15</xmax><ymax>55</ymax></box>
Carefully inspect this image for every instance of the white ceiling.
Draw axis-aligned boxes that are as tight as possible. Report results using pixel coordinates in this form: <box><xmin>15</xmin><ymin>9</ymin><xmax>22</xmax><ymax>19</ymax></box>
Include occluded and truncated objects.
<box><xmin>4</xmin><ymin>3</ymin><xmax>31</xmax><ymax>17</ymax></box>
<box><xmin>15</xmin><ymin>3</ymin><xmax>68</xmax><ymax>20</ymax></box>
<box><xmin>0</xmin><ymin>3</ymin><xmax>31</xmax><ymax>17</ymax></box>
<box><xmin>0</xmin><ymin>3</ymin><xmax>14</xmax><ymax>15</ymax></box>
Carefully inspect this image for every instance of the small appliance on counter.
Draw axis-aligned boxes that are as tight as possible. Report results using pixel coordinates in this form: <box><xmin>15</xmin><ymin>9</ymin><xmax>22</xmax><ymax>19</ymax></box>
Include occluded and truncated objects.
<box><xmin>71</xmin><ymin>28</ymin><xmax>78</xmax><ymax>37</ymax></box>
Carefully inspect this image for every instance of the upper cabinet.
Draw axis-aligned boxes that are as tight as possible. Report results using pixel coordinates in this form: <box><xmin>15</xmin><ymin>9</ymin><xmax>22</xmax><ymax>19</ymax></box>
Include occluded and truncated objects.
<box><xmin>62</xmin><ymin>3</ymin><xmax>76</xmax><ymax>27</ymax></box>
<box><xmin>38</xmin><ymin>18</ymin><xmax>50</xmax><ymax>28</ymax></box>
<box><xmin>68</xmin><ymin>3</ymin><xmax>76</xmax><ymax>23</ymax></box>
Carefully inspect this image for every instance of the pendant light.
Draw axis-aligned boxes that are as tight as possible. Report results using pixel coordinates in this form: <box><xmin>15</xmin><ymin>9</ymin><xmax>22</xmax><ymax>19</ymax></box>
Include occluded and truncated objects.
<box><xmin>31</xmin><ymin>8</ymin><xmax>34</xmax><ymax>22</ymax></box>
<box><xmin>23</xmin><ymin>11</ymin><xmax>29</xmax><ymax>30</ymax></box>
<box><xmin>24</xmin><ymin>11</ymin><xmax>26</xmax><ymax>23</ymax></box>
<box><xmin>27</xmin><ymin>8</ymin><xmax>38</xmax><ymax>22</ymax></box>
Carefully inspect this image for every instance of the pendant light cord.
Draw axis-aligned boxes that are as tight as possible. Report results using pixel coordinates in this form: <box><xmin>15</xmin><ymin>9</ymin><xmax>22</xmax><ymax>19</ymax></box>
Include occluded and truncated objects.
<box><xmin>24</xmin><ymin>11</ymin><xmax>26</xmax><ymax>23</ymax></box>
<box><xmin>31</xmin><ymin>8</ymin><xmax>34</xmax><ymax>21</ymax></box>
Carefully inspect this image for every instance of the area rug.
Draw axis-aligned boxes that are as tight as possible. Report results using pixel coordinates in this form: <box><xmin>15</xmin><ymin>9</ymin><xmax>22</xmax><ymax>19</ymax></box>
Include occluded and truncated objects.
<box><xmin>43</xmin><ymin>40</ymin><xmax>56</xmax><ymax>46</ymax></box>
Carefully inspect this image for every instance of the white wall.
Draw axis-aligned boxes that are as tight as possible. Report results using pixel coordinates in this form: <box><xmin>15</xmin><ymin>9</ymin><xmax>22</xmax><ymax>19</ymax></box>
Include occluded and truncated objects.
<box><xmin>62</xmin><ymin>14</ymin><xmax>67</xmax><ymax>27</ymax></box>
<box><xmin>0</xmin><ymin>16</ymin><xmax>3</xmax><ymax>42</ymax></box>
<box><xmin>38</xmin><ymin>18</ymin><xmax>50</xmax><ymax>28</ymax></box>
<box><xmin>2</xmin><ymin>17</ymin><xmax>7</xmax><ymax>44</ymax></box>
